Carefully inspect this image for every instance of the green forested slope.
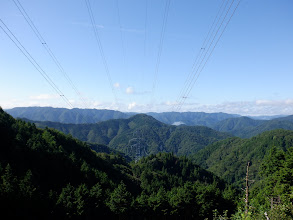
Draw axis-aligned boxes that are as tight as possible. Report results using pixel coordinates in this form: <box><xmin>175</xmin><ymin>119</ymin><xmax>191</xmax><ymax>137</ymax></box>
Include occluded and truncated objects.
<box><xmin>212</xmin><ymin>116</ymin><xmax>293</xmax><ymax>138</ymax></box>
<box><xmin>212</xmin><ymin>117</ymin><xmax>265</xmax><ymax>137</ymax></box>
<box><xmin>0</xmin><ymin>108</ymin><xmax>237</xmax><ymax>219</ymax></box>
<box><xmin>31</xmin><ymin>114</ymin><xmax>232</xmax><ymax>158</ymax></box>
<box><xmin>192</xmin><ymin>129</ymin><xmax>293</xmax><ymax>186</ymax></box>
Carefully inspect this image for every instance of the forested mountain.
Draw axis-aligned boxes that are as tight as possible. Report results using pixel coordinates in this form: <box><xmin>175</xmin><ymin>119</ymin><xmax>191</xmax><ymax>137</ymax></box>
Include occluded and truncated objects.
<box><xmin>211</xmin><ymin>117</ymin><xmax>266</xmax><ymax>138</ymax></box>
<box><xmin>211</xmin><ymin>116</ymin><xmax>293</xmax><ymax>138</ymax></box>
<box><xmin>249</xmin><ymin>115</ymin><xmax>288</xmax><ymax>120</ymax></box>
<box><xmin>29</xmin><ymin>114</ymin><xmax>232</xmax><ymax>159</ymax></box>
<box><xmin>6</xmin><ymin>107</ymin><xmax>133</xmax><ymax>124</ymax></box>
<box><xmin>7</xmin><ymin>107</ymin><xmax>293</xmax><ymax>139</ymax></box>
<box><xmin>6</xmin><ymin>106</ymin><xmax>240</xmax><ymax>126</ymax></box>
<box><xmin>248</xmin><ymin>146</ymin><xmax>293</xmax><ymax>218</ymax></box>
<box><xmin>192</xmin><ymin>129</ymin><xmax>293</xmax><ymax>186</ymax></box>
<box><xmin>147</xmin><ymin>111</ymin><xmax>240</xmax><ymax>127</ymax></box>
<box><xmin>273</xmin><ymin>115</ymin><xmax>293</xmax><ymax>122</ymax></box>
<box><xmin>0</xmin><ymin>108</ymin><xmax>237</xmax><ymax>219</ymax></box>
<box><xmin>191</xmin><ymin>129</ymin><xmax>293</xmax><ymax>218</ymax></box>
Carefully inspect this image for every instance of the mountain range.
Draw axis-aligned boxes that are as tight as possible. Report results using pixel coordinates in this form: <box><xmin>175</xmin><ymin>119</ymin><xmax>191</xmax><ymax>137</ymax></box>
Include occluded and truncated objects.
<box><xmin>6</xmin><ymin>107</ymin><xmax>240</xmax><ymax>126</ymax></box>
<box><xmin>6</xmin><ymin>107</ymin><xmax>293</xmax><ymax>139</ymax></box>
<box><xmin>2</xmin><ymin>106</ymin><xmax>293</xmax><ymax>218</ymax></box>
<box><xmin>27</xmin><ymin>114</ymin><xmax>232</xmax><ymax>159</ymax></box>
<box><xmin>0</xmin><ymin>107</ymin><xmax>237</xmax><ymax>219</ymax></box>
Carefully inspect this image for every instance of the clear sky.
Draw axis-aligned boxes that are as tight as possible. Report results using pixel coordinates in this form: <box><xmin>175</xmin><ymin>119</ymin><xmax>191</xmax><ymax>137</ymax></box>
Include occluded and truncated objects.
<box><xmin>0</xmin><ymin>0</ymin><xmax>293</xmax><ymax>116</ymax></box>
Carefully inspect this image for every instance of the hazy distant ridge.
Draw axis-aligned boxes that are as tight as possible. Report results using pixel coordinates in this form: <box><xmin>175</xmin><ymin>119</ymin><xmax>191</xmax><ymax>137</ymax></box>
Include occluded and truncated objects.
<box><xmin>6</xmin><ymin>107</ymin><xmax>240</xmax><ymax>126</ymax></box>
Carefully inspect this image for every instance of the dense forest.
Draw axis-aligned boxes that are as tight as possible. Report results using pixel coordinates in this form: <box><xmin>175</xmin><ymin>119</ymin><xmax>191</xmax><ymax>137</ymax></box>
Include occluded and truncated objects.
<box><xmin>0</xmin><ymin>108</ymin><xmax>236</xmax><ymax>219</ymax></box>
<box><xmin>27</xmin><ymin>114</ymin><xmax>232</xmax><ymax>158</ymax></box>
<box><xmin>1</xmin><ymin>107</ymin><xmax>293</xmax><ymax>219</ymax></box>
<box><xmin>192</xmin><ymin>129</ymin><xmax>293</xmax><ymax>219</ymax></box>
<box><xmin>211</xmin><ymin>116</ymin><xmax>293</xmax><ymax>138</ymax></box>
<box><xmin>192</xmin><ymin>129</ymin><xmax>293</xmax><ymax>186</ymax></box>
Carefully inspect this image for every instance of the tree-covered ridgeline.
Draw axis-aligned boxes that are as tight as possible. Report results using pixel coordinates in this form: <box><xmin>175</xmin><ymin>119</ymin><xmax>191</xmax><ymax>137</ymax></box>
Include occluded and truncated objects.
<box><xmin>27</xmin><ymin>114</ymin><xmax>232</xmax><ymax>158</ymax></box>
<box><xmin>192</xmin><ymin>129</ymin><xmax>293</xmax><ymax>186</ymax></box>
<box><xmin>6</xmin><ymin>106</ymin><xmax>240</xmax><ymax>126</ymax></box>
<box><xmin>0</xmin><ymin>108</ymin><xmax>237</xmax><ymax>219</ymax></box>
<box><xmin>192</xmin><ymin>129</ymin><xmax>293</xmax><ymax>219</ymax></box>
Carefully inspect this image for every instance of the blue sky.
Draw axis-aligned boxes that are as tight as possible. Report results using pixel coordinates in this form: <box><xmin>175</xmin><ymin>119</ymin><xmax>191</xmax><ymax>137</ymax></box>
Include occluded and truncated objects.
<box><xmin>0</xmin><ymin>0</ymin><xmax>293</xmax><ymax>115</ymax></box>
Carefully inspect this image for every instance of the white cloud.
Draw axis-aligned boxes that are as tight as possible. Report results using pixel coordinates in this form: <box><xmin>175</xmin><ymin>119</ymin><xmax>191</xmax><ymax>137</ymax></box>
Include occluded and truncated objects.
<box><xmin>255</xmin><ymin>99</ymin><xmax>293</xmax><ymax>107</ymax></box>
<box><xmin>4</xmin><ymin>95</ymin><xmax>293</xmax><ymax>116</ymax></box>
<box><xmin>126</xmin><ymin>87</ymin><xmax>134</xmax><ymax>94</ymax></box>
<box><xmin>114</xmin><ymin>82</ymin><xmax>120</xmax><ymax>88</ymax></box>
<box><xmin>177</xmin><ymin>99</ymin><xmax>293</xmax><ymax>116</ymax></box>
<box><xmin>128</xmin><ymin>102</ymin><xmax>136</xmax><ymax>110</ymax></box>
<box><xmin>165</xmin><ymin>101</ymin><xmax>178</xmax><ymax>106</ymax></box>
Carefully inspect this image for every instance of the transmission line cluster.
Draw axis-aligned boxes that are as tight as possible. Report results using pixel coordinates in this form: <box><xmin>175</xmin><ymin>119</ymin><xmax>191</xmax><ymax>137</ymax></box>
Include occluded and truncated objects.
<box><xmin>84</xmin><ymin>0</ymin><xmax>118</xmax><ymax>104</ymax></box>
<box><xmin>1</xmin><ymin>0</ymin><xmax>242</xmax><ymax>112</ymax></box>
<box><xmin>116</xmin><ymin>0</ymin><xmax>127</xmax><ymax>72</ymax></box>
<box><xmin>0</xmin><ymin>19</ymin><xmax>74</xmax><ymax>109</ymax></box>
<box><xmin>172</xmin><ymin>0</ymin><xmax>241</xmax><ymax>112</ymax></box>
<box><xmin>151</xmin><ymin>0</ymin><xmax>171</xmax><ymax>103</ymax></box>
<box><xmin>12</xmin><ymin>0</ymin><xmax>89</xmax><ymax>108</ymax></box>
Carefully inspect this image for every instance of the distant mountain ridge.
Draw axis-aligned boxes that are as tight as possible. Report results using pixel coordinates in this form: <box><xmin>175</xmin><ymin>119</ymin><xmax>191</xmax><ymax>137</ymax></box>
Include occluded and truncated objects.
<box><xmin>5</xmin><ymin>107</ymin><xmax>240</xmax><ymax>126</ymax></box>
<box><xmin>6</xmin><ymin>107</ymin><xmax>133</xmax><ymax>124</ymax></box>
<box><xmin>29</xmin><ymin>114</ymin><xmax>232</xmax><ymax>159</ymax></box>
<box><xmin>211</xmin><ymin>116</ymin><xmax>293</xmax><ymax>138</ymax></box>
<box><xmin>6</xmin><ymin>107</ymin><xmax>293</xmax><ymax>139</ymax></box>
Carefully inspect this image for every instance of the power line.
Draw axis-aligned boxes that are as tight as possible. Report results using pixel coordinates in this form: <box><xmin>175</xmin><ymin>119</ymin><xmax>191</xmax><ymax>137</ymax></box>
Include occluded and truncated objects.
<box><xmin>173</xmin><ymin>0</ymin><xmax>227</xmax><ymax>111</ymax></box>
<box><xmin>0</xmin><ymin>19</ymin><xmax>74</xmax><ymax>108</ymax></box>
<box><xmin>116</xmin><ymin>0</ymin><xmax>126</xmax><ymax>70</ymax></box>
<box><xmin>141</xmin><ymin>0</ymin><xmax>148</xmax><ymax>89</ymax></box>
<box><xmin>183</xmin><ymin>0</ymin><xmax>241</xmax><ymax>108</ymax></box>
<box><xmin>84</xmin><ymin>0</ymin><xmax>118</xmax><ymax>104</ymax></box>
<box><xmin>144</xmin><ymin>0</ymin><xmax>148</xmax><ymax>58</ymax></box>
<box><xmin>175</xmin><ymin>0</ymin><xmax>241</xmax><ymax>112</ymax></box>
<box><xmin>151</xmin><ymin>0</ymin><xmax>171</xmax><ymax>105</ymax></box>
<box><xmin>116</xmin><ymin>0</ymin><xmax>134</xmax><ymax>107</ymax></box>
<box><xmin>175</xmin><ymin>0</ymin><xmax>232</xmax><ymax>111</ymax></box>
<box><xmin>12</xmin><ymin>0</ymin><xmax>90</xmax><ymax>108</ymax></box>
<box><xmin>180</xmin><ymin>0</ymin><xmax>241</xmax><ymax>111</ymax></box>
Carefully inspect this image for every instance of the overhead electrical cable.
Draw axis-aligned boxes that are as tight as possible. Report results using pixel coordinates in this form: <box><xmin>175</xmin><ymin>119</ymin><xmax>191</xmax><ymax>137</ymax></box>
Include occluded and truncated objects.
<box><xmin>116</xmin><ymin>0</ymin><xmax>126</xmax><ymax>70</ymax></box>
<box><xmin>12</xmin><ymin>0</ymin><xmax>90</xmax><ymax>108</ymax></box>
<box><xmin>176</xmin><ymin>0</ymin><xmax>235</xmax><ymax>111</ymax></box>
<box><xmin>182</xmin><ymin>0</ymin><xmax>242</xmax><ymax>106</ymax></box>
<box><xmin>141</xmin><ymin>0</ymin><xmax>148</xmax><ymax>89</ymax></box>
<box><xmin>150</xmin><ymin>0</ymin><xmax>171</xmax><ymax>104</ymax></box>
<box><xmin>175</xmin><ymin>0</ymin><xmax>241</xmax><ymax>112</ymax></box>
<box><xmin>116</xmin><ymin>0</ymin><xmax>134</xmax><ymax>108</ymax></box>
<box><xmin>144</xmin><ymin>0</ymin><xmax>148</xmax><ymax>58</ymax></box>
<box><xmin>172</xmin><ymin>0</ymin><xmax>227</xmax><ymax>111</ymax></box>
<box><xmin>84</xmin><ymin>0</ymin><xmax>118</xmax><ymax>104</ymax></box>
<box><xmin>174</xmin><ymin>0</ymin><xmax>231</xmax><ymax>111</ymax></box>
<box><xmin>0</xmin><ymin>19</ymin><xmax>74</xmax><ymax>108</ymax></box>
